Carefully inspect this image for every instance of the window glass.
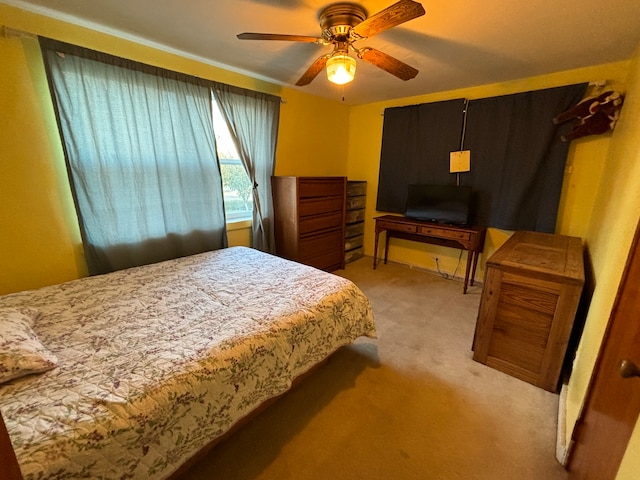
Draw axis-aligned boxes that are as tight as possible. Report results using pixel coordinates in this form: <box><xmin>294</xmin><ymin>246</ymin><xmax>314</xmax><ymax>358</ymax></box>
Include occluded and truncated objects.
<box><xmin>212</xmin><ymin>101</ymin><xmax>253</xmax><ymax>222</ymax></box>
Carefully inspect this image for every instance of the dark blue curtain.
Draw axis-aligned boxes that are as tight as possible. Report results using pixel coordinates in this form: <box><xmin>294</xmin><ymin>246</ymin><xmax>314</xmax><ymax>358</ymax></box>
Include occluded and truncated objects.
<box><xmin>376</xmin><ymin>84</ymin><xmax>588</xmax><ymax>232</ymax></box>
<box><xmin>463</xmin><ymin>84</ymin><xmax>587</xmax><ymax>232</ymax></box>
<box><xmin>376</xmin><ymin>99</ymin><xmax>466</xmax><ymax>213</ymax></box>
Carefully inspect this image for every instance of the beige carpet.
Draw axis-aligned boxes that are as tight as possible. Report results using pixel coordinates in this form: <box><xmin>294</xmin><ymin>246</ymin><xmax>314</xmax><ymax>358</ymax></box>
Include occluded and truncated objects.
<box><xmin>180</xmin><ymin>257</ymin><xmax>568</xmax><ymax>480</ymax></box>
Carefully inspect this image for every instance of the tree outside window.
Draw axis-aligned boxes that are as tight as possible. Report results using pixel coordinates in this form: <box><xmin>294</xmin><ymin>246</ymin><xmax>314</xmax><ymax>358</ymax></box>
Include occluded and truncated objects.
<box><xmin>212</xmin><ymin>101</ymin><xmax>253</xmax><ymax>222</ymax></box>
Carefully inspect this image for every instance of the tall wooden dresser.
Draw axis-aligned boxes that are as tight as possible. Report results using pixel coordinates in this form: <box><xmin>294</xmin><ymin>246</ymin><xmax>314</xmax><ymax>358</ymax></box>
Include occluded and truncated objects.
<box><xmin>472</xmin><ymin>230</ymin><xmax>584</xmax><ymax>392</ymax></box>
<box><xmin>271</xmin><ymin>176</ymin><xmax>346</xmax><ymax>272</ymax></box>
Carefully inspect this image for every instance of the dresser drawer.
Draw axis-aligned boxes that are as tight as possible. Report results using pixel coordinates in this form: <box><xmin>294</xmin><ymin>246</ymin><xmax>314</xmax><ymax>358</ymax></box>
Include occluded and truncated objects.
<box><xmin>299</xmin><ymin>196</ymin><xmax>344</xmax><ymax>216</ymax></box>
<box><xmin>346</xmin><ymin>195</ymin><xmax>366</xmax><ymax>210</ymax></box>
<box><xmin>303</xmin><ymin>249</ymin><xmax>344</xmax><ymax>271</ymax></box>
<box><xmin>299</xmin><ymin>211</ymin><xmax>343</xmax><ymax>235</ymax></box>
<box><xmin>345</xmin><ymin>234</ymin><xmax>364</xmax><ymax>251</ymax></box>
<box><xmin>299</xmin><ymin>229</ymin><xmax>343</xmax><ymax>258</ymax></box>
<box><xmin>419</xmin><ymin>225</ymin><xmax>471</xmax><ymax>241</ymax></box>
<box><xmin>378</xmin><ymin>220</ymin><xmax>417</xmax><ymax>233</ymax></box>
<box><xmin>345</xmin><ymin>208</ymin><xmax>365</xmax><ymax>224</ymax></box>
<box><xmin>345</xmin><ymin>246</ymin><xmax>364</xmax><ymax>263</ymax></box>
<box><xmin>345</xmin><ymin>222</ymin><xmax>365</xmax><ymax>238</ymax></box>
<box><xmin>299</xmin><ymin>178</ymin><xmax>345</xmax><ymax>198</ymax></box>
<box><xmin>347</xmin><ymin>181</ymin><xmax>367</xmax><ymax>197</ymax></box>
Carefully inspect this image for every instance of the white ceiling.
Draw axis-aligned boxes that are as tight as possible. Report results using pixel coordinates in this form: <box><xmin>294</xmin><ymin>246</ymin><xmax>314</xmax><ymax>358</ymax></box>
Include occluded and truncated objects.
<box><xmin>5</xmin><ymin>0</ymin><xmax>640</xmax><ymax>105</ymax></box>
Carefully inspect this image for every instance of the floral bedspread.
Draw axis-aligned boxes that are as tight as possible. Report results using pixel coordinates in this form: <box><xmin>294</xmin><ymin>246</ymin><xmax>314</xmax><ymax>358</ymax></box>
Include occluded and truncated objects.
<box><xmin>0</xmin><ymin>247</ymin><xmax>376</xmax><ymax>479</ymax></box>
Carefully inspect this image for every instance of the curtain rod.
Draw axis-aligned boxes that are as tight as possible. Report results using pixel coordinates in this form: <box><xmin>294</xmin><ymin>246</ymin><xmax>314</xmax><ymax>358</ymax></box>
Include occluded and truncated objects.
<box><xmin>9</xmin><ymin>23</ymin><xmax>596</xmax><ymax>103</ymax></box>
<box><xmin>5</xmin><ymin>28</ymin><xmax>287</xmax><ymax>103</ymax></box>
<box><xmin>2</xmin><ymin>26</ymin><xmax>37</xmax><ymax>39</ymax></box>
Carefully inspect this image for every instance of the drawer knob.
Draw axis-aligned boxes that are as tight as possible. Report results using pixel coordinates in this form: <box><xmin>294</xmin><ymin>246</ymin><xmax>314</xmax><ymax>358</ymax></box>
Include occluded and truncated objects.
<box><xmin>619</xmin><ymin>359</ymin><xmax>640</xmax><ymax>379</ymax></box>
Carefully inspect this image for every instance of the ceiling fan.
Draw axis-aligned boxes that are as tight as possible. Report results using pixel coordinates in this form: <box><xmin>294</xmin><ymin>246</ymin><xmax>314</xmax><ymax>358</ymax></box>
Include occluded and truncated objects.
<box><xmin>237</xmin><ymin>0</ymin><xmax>425</xmax><ymax>86</ymax></box>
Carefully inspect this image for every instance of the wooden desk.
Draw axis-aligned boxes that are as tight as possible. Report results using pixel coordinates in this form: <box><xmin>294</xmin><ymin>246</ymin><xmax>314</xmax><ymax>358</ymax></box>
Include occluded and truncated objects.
<box><xmin>373</xmin><ymin>215</ymin><xmax>486</xmax><ymax>294</ymax></box>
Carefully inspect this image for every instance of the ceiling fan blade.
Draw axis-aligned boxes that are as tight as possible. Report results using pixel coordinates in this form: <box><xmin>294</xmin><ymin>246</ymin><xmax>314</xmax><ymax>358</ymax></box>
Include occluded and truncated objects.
<box><xmin>237</xmin><ymin>33</ymin><xmax>321</xmax><ymax>43</ymax></box>
<box><xmin>351</xmin><ymin>0</ymin><xmax>425</xmax><ymax>39</ymax></box>
<box><xmin>358</xmin><ymin>48</ymin><xmax>418</xmax><ymax>81</ymax></box>
<box><xmin>296</xmin><ymin>55</ymin><xmax>331</xmax><ymax>86</ymax></box>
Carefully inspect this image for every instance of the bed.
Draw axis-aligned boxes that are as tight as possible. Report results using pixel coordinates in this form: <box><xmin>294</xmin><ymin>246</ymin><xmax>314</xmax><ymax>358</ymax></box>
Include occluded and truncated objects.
<box><xmin>0</xmin><ymin>246</ymin><xmax>376</xmax><ymax>479</ymax></box>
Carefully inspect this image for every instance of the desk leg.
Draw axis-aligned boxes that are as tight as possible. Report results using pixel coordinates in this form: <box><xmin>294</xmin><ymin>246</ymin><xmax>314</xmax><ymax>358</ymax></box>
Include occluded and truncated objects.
<box><xmin>470</xmin><ymin>251</ymin><xmax>480</xmax><ymax>287</ymax></box>
<box><xmin>373</xmin><ymin>230</ymin><xmax>380</xmax><ymax>269</ymax></box>
<box><xmin>463</xmin><ymin>250</ymin><xmax>473</xmax><ymax>294</ymax></box>
<box><xmin>384</xmin><ymin>233</ymin><xmax>390</xmax><ymax>265</ymax></box>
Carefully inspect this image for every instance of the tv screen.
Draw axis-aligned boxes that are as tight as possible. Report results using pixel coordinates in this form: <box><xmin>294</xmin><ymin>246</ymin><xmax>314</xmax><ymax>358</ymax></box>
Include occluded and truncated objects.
<box><xmin>404</xmin><ymin>184</ymin><xmax>472</xmax><ymax>226</ymax></box>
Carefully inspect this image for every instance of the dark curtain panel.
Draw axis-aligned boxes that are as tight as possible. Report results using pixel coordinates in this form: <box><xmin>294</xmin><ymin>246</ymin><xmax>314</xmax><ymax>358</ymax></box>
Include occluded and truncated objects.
<box><xmin>376</xmin><ymin>99</ymin><xmax>466</xmax><ymax>213</ymax></box>
<box><xmin>464</xmin><ymin>84</ymin><xmax>588</xmax><ymax>231</ymax></box>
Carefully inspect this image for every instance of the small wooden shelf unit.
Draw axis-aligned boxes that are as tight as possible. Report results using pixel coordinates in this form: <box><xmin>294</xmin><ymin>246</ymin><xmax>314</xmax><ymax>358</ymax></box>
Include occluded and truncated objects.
<box><xmin>345</xmin><ymin>180</ymin><xmax>366</xmax><ymax>264</ymax></box>
<box><xmin>472</xmin><ymin>230</ymin><xmax>585</xmax><ymax>392</ymax></box>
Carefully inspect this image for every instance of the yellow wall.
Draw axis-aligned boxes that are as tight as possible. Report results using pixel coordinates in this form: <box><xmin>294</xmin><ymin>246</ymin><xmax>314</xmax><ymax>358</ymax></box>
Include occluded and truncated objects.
<box><xmin>566</xmin><ymin>43</ymin><xmax>640</xmax><ymax>480</ymax></box>
<box><xmin>347</xmin><ymin>63</ymin><xmax>628</xmax><ymax>280</ymax></box>
<box><xmin>0</xmin><ymin>28</ymin><xmax>85</xmax><ymax>294</ymax></box>
<box><xmin>0</xmin><ymin>4</ymin><xmax>349</xmax><ymax>294</ymax></box>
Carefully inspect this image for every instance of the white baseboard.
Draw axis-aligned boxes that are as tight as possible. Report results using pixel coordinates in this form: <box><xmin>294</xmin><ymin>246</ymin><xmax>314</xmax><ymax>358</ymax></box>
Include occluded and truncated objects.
<box><xmin>383</xmin><ymin>258</ymin><xmax>484</xmax><ymax>287</ymax></box>
<box><xmin>556</xmin><ymin>382</ymin><xmax>570</xmax><ymax>466</ymax></box>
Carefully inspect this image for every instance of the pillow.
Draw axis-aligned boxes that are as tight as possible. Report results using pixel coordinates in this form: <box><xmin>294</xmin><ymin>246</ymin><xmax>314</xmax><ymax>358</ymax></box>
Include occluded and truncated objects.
<box><xmin>0</xmin><ymin>307</ymin><xmax>58</xmax><ymax>384</ymax></box>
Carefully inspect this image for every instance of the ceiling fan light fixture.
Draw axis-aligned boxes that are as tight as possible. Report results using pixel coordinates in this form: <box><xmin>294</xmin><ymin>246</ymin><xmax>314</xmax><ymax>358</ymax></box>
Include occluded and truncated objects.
<box><xmin>237</xmin><ymin>1</ymin><xmax>426</xmax><ymax>87</ymax></box>
<box><xmin>326</xmin><ymin>54</ymin><xmax>356</xmax><ymax>85</ymax></box>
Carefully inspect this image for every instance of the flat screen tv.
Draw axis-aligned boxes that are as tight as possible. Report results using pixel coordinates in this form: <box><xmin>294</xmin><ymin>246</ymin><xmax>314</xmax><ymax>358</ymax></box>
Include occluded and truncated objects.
<box><xmin>404</xmin><ymin>184</ymin><xmax>472</xmax><ymax>226</ymax></box>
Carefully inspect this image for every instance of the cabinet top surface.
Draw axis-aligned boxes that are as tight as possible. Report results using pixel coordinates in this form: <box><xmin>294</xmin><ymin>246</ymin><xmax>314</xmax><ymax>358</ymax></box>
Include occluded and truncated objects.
<box><xmin>488</xmin><ymin>230</ymin><xmax>584</xmax><ymax>283</ymax></box>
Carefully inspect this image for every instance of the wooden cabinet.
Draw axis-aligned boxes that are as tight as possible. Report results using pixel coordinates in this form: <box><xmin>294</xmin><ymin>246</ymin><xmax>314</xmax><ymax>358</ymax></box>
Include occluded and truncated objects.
<box><xmin>472</xmin><ymin>230</ymin><xmax>584</xmax><ymax>392</ymax></box>
<box><xmin>345</xmin><ymin>180</ymin><xmax>366</xmax><ymax>264</ymax></box>
<box><xmin>271</xmin><ymin>176</ymin><xmax>346</xmax><ymax>272</ymax></box>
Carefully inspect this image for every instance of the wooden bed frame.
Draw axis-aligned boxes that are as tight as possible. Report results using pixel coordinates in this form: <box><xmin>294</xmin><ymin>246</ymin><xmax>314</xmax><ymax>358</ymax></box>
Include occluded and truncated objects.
<box><xmin>1</xmin><ymin>409</ymin><xmax>22</xmax><ymax>480</ymax></box>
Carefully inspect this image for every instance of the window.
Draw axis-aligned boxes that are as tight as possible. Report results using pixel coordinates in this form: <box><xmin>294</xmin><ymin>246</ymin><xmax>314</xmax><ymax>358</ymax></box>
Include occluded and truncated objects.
<box><xmin>212</xmin><ymin>100</ymin><xmax>253</xmax><ymax>222</ymax></box>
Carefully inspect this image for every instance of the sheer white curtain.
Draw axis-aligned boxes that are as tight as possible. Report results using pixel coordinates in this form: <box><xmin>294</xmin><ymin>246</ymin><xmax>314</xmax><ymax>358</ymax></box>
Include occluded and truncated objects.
<box><xmin>212</xmin><ymin>84</ymin><xmax>280</xmax><ymax>253</ymax></box>
<box><xmin>42</xmin><ymin>41</ymin><xmax>227</xmax><ymax>274</ymax></box>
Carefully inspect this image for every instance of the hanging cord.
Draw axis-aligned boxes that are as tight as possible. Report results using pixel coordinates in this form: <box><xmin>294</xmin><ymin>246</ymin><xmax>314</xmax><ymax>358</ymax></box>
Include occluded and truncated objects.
<box><xmin>460</xmin><ymin>99</ymin><xmax>469</xmax><ymax>151</ymax></box>
<box><xmin>435</xmin><ymin>250</ymin><xmax>464</xmax><ymax>280</ymax></box>
<box><xmin>456</xmin><ymin>99</ymin><xmax>470</xmax><ymax>186</ymax></box>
